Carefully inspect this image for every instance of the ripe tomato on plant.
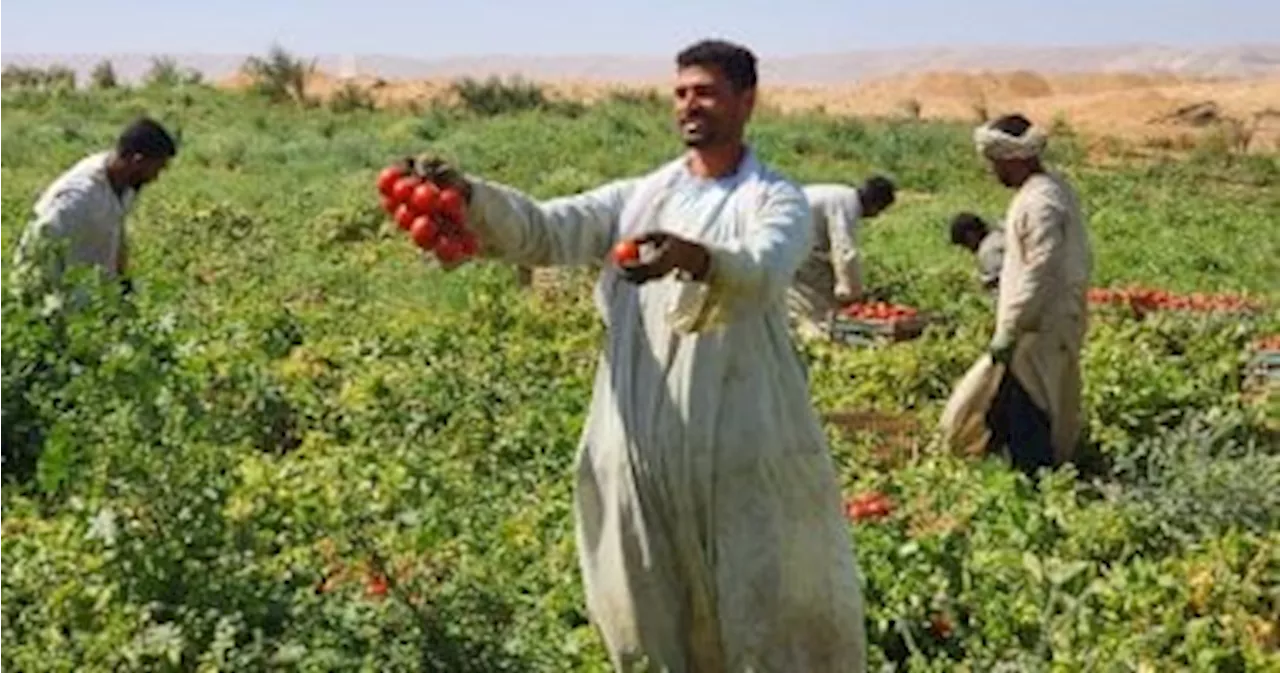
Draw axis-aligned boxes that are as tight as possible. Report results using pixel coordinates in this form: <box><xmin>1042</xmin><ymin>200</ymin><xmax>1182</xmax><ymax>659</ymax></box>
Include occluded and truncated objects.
<box><xmin>365</xmin><ymin>573</ymin><xmax>388</xmax><ymax>599</ymax></box>
<box><xmin>845</xmin><ymin>490</ymin><xmax>894</xmax><ymax>522</ymax></box>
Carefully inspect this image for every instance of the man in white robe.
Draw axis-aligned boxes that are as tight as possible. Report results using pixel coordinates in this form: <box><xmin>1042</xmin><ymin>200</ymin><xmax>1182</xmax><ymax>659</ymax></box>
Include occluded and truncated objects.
<box><xmin>10</xmin><ymin>117</ymin><xmax>177</xmax><ymax>300</ymax></box>
<box><xmin>416</xmin><ymin>40</ymin><xmax>867</xmax><ymax>672</ymax></box>
<box><xmin>789</xmin><ymin>176</ymin><xmax>896</xmax><ymax>338</ymax></box>
<box><xmin>939</xmin><ymin>114</ymin><xmax>1093</xmax><ymax>475</ymax></box>
<box><xmin>948</xmin><ymin>211</ymin><xmax>1006</xmax><ymax>291</ymax></box>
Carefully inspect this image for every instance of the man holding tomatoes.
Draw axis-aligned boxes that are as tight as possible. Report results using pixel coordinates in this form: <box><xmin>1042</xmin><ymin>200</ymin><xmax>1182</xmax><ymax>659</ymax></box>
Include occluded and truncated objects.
<box><xmin>10</xmin><ymin>117</ymin><xmax>177</xmax><ymax>301</ymax></box>
<box><xmin>940</xmin><ymin>113</ymin><xmax>1093</xmax><ymax>476</ymax></box>
<box><xmin>789</xmin><ymin>176</ymin><xmax>896</xmax><ymax>339</ymax></box>
<box><xmin>412</xmin><ymin>39</ymin><xmax>867</xmax><ymax>672</ymax></box>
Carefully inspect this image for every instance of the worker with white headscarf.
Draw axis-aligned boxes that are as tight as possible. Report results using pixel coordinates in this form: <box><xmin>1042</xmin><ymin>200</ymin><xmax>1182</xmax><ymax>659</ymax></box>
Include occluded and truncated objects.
<box><xmin>939</xmin><ymin>113</ymin><xmax>1093</xmax><ymax>475</ymax></box>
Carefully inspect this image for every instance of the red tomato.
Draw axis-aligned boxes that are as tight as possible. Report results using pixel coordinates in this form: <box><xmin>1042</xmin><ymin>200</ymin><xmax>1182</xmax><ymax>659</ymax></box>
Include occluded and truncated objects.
<box><xmin>366</xmin><ymin>574</ymin><xmax>388</xmax><ymax>598</ymax></box>
<box><xmin>392</xmin><ymin>176</ymin><xmax>422</xmax><ymax>204</ymax></box>
<box><xmin>435</xmin><ymin>236</ymin><xmax>465</xmax><ymax>264</ymax></box>
<box><xmin>410</xmin><ymin>182</ymin><xmax>440</xmax><ymax>214</ymax></box>
<box><xmin>381</xmin><ymin>194</ymin><xmax>398</xmax><ymax>215</ymax></box>
<box><xmin>612</xmin><ymin>239</ymin><xmax>640</xmax><ymax>266</ymax></box>
<box><xmin>377</xmin><ymin>166</ymin><xmax>405</xmax><ymax>196</ymax></box>
<box><xmin>410</xmin><ymin>215</ymin><xmax>438</xmax><ymax>249</ymax></box>
<box><xmin>457</xmin><ymin>231</ymin><xmax>478</xmax><ymax>257</ymax></box>
<box><xmin>437</xmin><ymin>188</ymin><xmax>466</xmax><ymax>224</ymax></box>
<box><xmin>394</xmin><ymin>204</ymin><xmax>416</xmax><ymax>231</ymax></box>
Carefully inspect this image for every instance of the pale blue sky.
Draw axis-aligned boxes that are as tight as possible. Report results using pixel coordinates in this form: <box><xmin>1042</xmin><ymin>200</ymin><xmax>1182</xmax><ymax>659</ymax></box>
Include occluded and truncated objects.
<box><xmin>2</xmin><ymin>0</ymin><xmax>1274</xmax><ymax>57</ymax></box>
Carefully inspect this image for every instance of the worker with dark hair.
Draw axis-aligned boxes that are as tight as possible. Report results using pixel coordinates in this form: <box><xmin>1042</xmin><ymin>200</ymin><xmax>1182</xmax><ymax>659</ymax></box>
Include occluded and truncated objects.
<box><xmin>949</xmin><ymin>210</ymin><xmax>1006</xmax><ymax>290</ymax></box>
<box><xmin>789</xmin><ymin>174</ymin><xmax>897</xmax><ymax>338</ymax></box>
<box><xmin>12</xmin><ymin>116</ymin><xmax>177</xmax><ymax>296</ymax></box>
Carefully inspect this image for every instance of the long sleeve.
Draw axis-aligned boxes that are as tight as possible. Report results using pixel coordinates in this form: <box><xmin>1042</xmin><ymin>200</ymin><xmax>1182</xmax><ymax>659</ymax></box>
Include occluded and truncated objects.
<box><xmin>465</xmin><ymin>176</ymin><xmax>640</xmax><ymax>268</ymax></box>
<box><xmin>995</xmin><ymin>199</ymin><xmax>1065</xmax><ymax>341</ymax></box>
<box><xmin>668</xmin><ymin>182</ymin><xmax>814</xmax><ymax>333</ymax></box>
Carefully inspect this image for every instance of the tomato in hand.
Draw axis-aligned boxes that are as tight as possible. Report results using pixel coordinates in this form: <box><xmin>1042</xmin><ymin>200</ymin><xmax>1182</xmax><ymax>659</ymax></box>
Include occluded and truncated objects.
<box><xmin>392</xmin><ymin>176</ymin><xmax>422</xmax><ymax>204</ymax></box>
<box><xmin>410</xmin><ymin>215</ymin><xmax>438</xmax><ymax>249</ymax></box>
<box><xmin>410</xmin><ymin>182</ymin><xmax>440</xmax><ymax>214</ymax></box>
<box><xmin>377</xmin><ymin>166</ymin><xmax>405</xmax><ymax>197</ymax></box>
<box><xmin>611</xmin><ymin>239</ymin><xmax>640</xmax><ymax>266</ymax></box>
<box><xmin>435</xmin><ymin>236</ymin><xmax>465</xmax><ymax>263</ymax></box>
<box><xmin>437</xmin><ymin>188</ymin><xmax>466</xmax><ymax>224</ymax></box>
<box><xmin>395</xmin><ymin>204</ymin><xmax>416</xmax><ymax>231</ymax></box>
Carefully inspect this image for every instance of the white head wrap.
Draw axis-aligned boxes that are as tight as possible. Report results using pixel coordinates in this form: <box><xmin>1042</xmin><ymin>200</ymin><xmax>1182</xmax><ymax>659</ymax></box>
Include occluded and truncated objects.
<box><xmin>973</xmin><ymin>121</ymin><xmax>1048</xmax><ymax>160</ymax></box>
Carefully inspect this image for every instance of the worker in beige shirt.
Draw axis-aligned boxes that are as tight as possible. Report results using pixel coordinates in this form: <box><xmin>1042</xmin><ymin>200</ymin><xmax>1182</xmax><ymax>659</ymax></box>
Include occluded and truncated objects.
<box><xmin>789</xmin><ymin>175</ymin><xmax>897</xmax><ymax>338</ymax></box>
<box><xmin>11</xmin><ymin>117</ymin><xmax>177</xmax><ymax>300</ymax></box>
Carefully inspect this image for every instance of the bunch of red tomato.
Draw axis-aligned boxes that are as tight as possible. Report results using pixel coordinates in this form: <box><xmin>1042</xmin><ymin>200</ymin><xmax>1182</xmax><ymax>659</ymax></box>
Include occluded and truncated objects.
<box><xmin>376</xmin><ymin>161</ymin><xmax>477</xmax><ymax>264</ymax></box>
<box><xmin>1087</xmin><ymin>286</ymin><xmax>1259</xmax><ymax>313</ymax></box>
<box><xmin>844</xmin><ymin>490</ymin><xmax>894</xmax><ymax>522</ymax></box>
<box><xmin>840</xmin><ymin>301</ymin><xmax>919</xmax><ymax>322</ymax></box>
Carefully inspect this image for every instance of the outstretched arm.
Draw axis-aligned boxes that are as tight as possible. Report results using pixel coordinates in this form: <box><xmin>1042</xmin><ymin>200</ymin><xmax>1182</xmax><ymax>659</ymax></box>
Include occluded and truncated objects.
<box><xmin>465</xmin><ymin>176</ymin><xmax>640</xmax><ymax>268</ymax></box>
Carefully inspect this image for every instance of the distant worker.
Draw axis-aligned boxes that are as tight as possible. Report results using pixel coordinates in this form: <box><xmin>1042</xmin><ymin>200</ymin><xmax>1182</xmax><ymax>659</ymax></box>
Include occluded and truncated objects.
<box><xmin>940</xmin><ymin>113</ymin><xmax>1093</xmax><ymax>476</ymax></box>
<box><xmin>789</xmin><ymin>175</ymin><xmax>897</xmax><ymax>338</ymax></box>
<box><xmin>948</xmin><ymin>211</ymin><xmax>1006</xmax><ymax>291</ymax></box>
<box><xmin>10</xmin><ymin>117</ymin><xmax>177</xmax><ymax>299</ymax></box>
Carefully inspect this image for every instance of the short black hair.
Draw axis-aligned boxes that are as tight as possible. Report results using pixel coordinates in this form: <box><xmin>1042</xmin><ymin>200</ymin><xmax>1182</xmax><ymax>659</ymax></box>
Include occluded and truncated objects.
<box><xmin>949</xmin><ymin>212</ymin><xmax>989</xmax><ymax>245</ymax></box>
<box><xmin>991</xmin><ymin>113</ymin><xmax>1033</xmax><ymax>137</ymax></box>
<box><xmin>676</xmin><ymin>39</ymin><xmax>758</xmax><ymax>92</ymax></box>
<box><xmin>116</xmin><ymin>117</ymin><xmax>177</xmax><ymax>159</ymax></box>
<box><xmin>861</xmin><ymin>175</ymin><xmax>896</xmax><ymax>208</ymax></box>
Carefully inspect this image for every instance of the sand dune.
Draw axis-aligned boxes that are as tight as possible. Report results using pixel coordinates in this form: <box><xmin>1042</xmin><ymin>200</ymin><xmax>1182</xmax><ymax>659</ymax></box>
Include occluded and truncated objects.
<box><xmin>253</xmin><ymin>68</ymin><xmax>1280</xmax><ymax>152</ymax></box>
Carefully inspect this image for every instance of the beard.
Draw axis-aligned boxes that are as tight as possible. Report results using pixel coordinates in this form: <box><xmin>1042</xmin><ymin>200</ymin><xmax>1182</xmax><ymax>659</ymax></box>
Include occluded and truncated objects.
<box><xmin>679</xmin><ymin>115</ymin><xmax>717</xmax><ymax>148</ymax></box>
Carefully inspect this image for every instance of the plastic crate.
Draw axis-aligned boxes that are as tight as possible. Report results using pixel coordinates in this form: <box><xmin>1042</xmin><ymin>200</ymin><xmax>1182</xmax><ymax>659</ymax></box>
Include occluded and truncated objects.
<box><xmin>827</xmin><ymin>313</ymin><xmax>930</xmax><ymax>346</ymax></box>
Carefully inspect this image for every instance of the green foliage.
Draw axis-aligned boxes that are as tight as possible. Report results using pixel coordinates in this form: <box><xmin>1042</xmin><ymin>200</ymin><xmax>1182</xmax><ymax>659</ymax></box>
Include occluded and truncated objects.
<box><xmin>450</xmin><ymin>75</ymin><xmax>585</xmax><ymax>118</ymax></box>
<box><xmin>2</xmin><ymin>84</ymin><xmax>1278</xmax><ymax>671</ymax></box>
<box><xmin>143</xmin><ymin>57</ymin><xmax>204</xmax><ymax>89</ymax></box>
<box><xmin>90</xmin><ymin>60</ymin><xmax>119</xmax><ymax>90</ymax></box>
<box><xmin>240</xmin><ymin>44</ymin><xmax>316</xmax><ymax>105</ymax></box>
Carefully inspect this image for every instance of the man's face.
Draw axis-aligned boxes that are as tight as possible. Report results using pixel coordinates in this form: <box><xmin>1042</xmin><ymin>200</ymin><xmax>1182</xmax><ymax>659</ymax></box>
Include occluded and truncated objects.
<box><xmin>127</xmin><ymin>154</ymin><xmax>170</xmax><ymax>188</ymax></box>
<box><xmin>674</xmin><ymin>64</ymin><xmax>753</xmax><ymax>148</ymax></box>
<box><xmin>862</xmin><ymin>198</ymin><xmax>889</xmax><ymax>219</ymax></box>
<box><xmin>988</xmin><ymin>157</ymin><xmax>1020</xmax><ymax>188</ymax></box>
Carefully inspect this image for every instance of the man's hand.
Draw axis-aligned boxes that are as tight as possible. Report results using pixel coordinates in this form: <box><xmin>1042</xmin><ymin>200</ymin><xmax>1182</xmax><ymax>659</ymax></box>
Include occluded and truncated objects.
<box><xmin>618</xmin><ymin>232</ymin><xmax>711</xmax><ymax>285</ymax></box>
<box><xmin>988</xmin><ymin>332</ymin><xmax>1017</xmax><ymax>365</ymax></box>
<box><xmin>410</xmin><ymin>154</ymin><xmax>472</xmax><ymax>202</ymax></box>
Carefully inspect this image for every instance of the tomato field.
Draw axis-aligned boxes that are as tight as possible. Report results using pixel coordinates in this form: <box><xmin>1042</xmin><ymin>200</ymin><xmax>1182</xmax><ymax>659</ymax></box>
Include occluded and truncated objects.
<box><xmin>3</xmin><ymin>79</ymin><xmax>1279</xmax><ymax>671</ymax></box>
